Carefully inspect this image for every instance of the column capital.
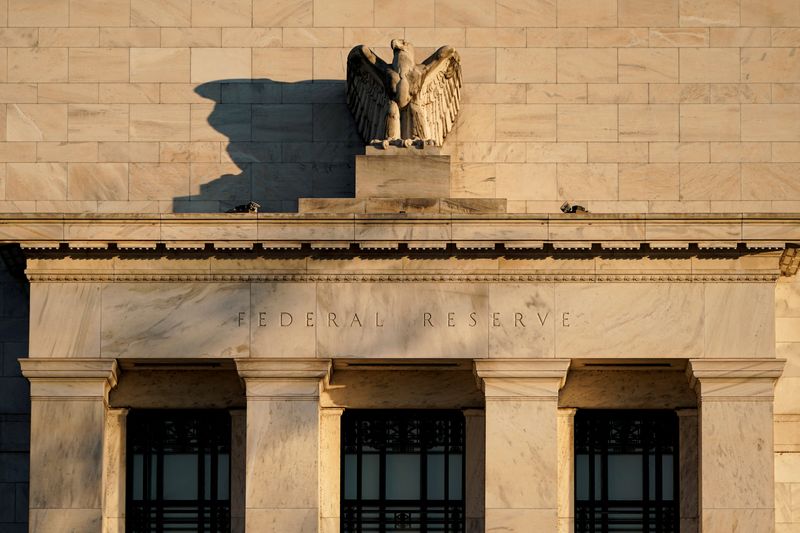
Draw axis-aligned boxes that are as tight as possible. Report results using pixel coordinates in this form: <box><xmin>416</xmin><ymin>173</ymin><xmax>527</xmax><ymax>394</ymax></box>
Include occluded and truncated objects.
<box><xmin>687</xmin><ymin>358</ymin><xmax>785</xmax><ymax>400</ymax></box>
<box><xmin>235</xmin><ymin>358</ymin><xmax>332</xmax><ymax>400</ymax></box>
<box><xmin>19</xmin><ymin>358</ymin><xmax>118</xmax><ymax>400</ymax></box>
<box><xmin>474</xmin><ymin>359</ymin><xmax>570</xmax><ymax>400</ymax></box>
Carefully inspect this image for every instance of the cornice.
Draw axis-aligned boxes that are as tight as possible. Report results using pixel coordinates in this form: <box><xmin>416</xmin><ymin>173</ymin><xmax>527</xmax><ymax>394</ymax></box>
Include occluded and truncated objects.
<box><xmin>0</xmin><ymin>213</ymin><xmax>797</xmax><ymax>254</ymax></box>
<box><xmin>24</xmin><ymin>272</ymin><xmax>780</xmax><ymax>283</ymax></box>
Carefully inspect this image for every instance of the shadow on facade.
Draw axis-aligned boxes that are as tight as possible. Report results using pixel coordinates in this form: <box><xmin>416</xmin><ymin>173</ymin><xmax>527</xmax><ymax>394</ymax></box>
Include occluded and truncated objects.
<box><xmin>172</xmin><ymin>79</ymin><xmax>364</xmax><ymax>213</ymax></box>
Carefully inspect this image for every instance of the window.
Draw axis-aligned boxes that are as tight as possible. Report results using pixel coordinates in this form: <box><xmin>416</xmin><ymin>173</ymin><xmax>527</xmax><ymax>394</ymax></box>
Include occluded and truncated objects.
<box><xmin>575</xmin><ymin>410</ymin><xmax>679</xmax><ymax>533</ymax></box>
<box><xmin>341</xmin><ymin>410</ymin><xmax>465</xmax><ymax>532</ymax></box>
<box><xmin>126</xmin><ymin>410</ymin><xmax>231</xmax><ymax>533</ymax></box>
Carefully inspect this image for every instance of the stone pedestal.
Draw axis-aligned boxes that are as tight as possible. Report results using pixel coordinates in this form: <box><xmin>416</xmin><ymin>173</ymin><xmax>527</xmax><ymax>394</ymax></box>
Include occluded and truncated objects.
<box><xmin>474</xmin><ymin>359</ymin><xmax>571</xmax><ymax>532</ymax></box>
<box><xmin>235</xmin><ymin>359</ymin><xmax>332</xmax><ymax>533</ymax></box>
<box><xmin>687</xmin><ymin>359</ymin><xmax>785</xmax><ymax>533</ymax></box>
<box><xmin>19</xmin><ymin>358</ymin><xmax>118</xmax><ymax>533</ymax></box>
<box><xmin>356</xmin><ymin>146</ymin><xmax>450</xmax><ymax>199</ymax></box>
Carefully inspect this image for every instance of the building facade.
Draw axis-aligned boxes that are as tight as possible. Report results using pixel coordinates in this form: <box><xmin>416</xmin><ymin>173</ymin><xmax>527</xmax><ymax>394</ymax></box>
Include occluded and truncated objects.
<box><xmin>0</xmin><ymin>1</ymin><xmax>799</xmax><ymax>532</ymax></box>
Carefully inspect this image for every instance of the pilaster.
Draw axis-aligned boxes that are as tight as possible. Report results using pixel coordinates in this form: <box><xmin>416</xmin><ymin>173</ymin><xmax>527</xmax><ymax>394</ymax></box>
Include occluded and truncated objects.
<box><xmin>557</xmin><ymin>407</ymin><xmax>577</xmax><ymax>533</ymax></box>
<box><xmin>19</xmin><ymin>358</ymin><xmax>118</xmax><ymax>533</ymax></box>
<box><xmin>319</xmin><ymin>407</ymin><xmax>344</xmax><ymax>533</ymax></box>
<box><xmin>687</xmin><ymin>358</ymin><xmax>785</xmax><ymax>533</ymax></box>
<box><xmin>464</xmin><ymin>408</ymin><xmax>486</xmax><ymax>533</ymax></box>
<box><xmin>235</xmin><ymin>359</ymin><xmax>332</xmax><ymax>533</ymax></box>
<box><xmin>474</xmin><ymin>359</ymin><xmax>570</xmax><ymax>533</ymax></box>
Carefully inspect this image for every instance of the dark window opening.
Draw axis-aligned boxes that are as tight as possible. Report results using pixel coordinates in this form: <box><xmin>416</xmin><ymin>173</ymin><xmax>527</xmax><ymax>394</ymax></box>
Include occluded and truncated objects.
<box><xmin>126</xmin><ymin>410</ymin><xmax>231</xmax><ymax>533</ymax></box>
<box><xmin>575</xmin><ymin>410</ymin><xmax>679</xmax><ymax>533</ymax></box>
<box><xmin>341</xmin><ymin>410</ymin><xmax>465</xmax><ymax>532</ymax></box>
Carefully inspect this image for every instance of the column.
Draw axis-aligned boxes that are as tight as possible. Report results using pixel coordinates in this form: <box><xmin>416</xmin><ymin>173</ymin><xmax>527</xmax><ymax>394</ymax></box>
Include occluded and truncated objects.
<box><xmin>557</xmin><ymin>408</ymin><xmax>576</xmax><ymax>533</ymax></box>
<box><xmin>19</xmin><ymin>358</ymin><xmax>118</xmax><ymax>533</ymax></box>
<box><xmin>319</xmin><ymin>407</ymin><xmax>344</xmax><ymax>533</ymax></box>
<box><xmin>687</xmin><ymin>358</ymin><xmax>785</xmax><ymax>533</ymax></box>
<box><xmin>103</xmin><ymin>407</ymin><xmax>127</xmax><ymax>533</ymax></box>
<box><xmin>474</xmin><ymin>359</ymin><xmax>571</xmax><ymax>532</ymax></box>
<box><xmin>677</xmin><ymin>408</ymin><xmax>698</xmax><ymax>533</ymax></box>
<box><xmin>235</xmin><ymin>358</ymin><xmax>332</xmax><ymax>533</ymax></box>
<box><xmin>463</xmin><ymin>409</ymin><xmax>485</xmax><ymax>533</ymax></box>
<box><xmin>230</xmin><ymin>408</ymin><xmax>246</xmax><ymax>533</ymax></box>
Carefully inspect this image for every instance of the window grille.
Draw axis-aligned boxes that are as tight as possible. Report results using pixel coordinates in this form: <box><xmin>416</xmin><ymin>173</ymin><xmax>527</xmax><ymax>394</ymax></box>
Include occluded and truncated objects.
<box><xmin>575</xmin><ymin>410</ymin><xmax>679</xmax><ymax>533</ymax></box>
<box><xmin>126</xmin><ymin>410</ymin><xmax>231</xmax><ymax>533</ymax></box>
<box><xmin>341</xmin><ymin>410</ymin><xmax>466</xmax><ymax>532</ymax></box>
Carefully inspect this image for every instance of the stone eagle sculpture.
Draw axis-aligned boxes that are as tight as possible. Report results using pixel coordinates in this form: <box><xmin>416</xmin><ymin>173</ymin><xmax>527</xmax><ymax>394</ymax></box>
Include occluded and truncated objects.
<box><xmin>346</xmin><ymin>39</ymin><xmax>462</xmax><ymax>148</ymax></box>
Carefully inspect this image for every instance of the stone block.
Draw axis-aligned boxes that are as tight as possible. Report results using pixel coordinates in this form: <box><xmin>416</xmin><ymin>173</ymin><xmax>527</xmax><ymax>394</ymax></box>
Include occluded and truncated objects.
<box><xmin>161</xmin><ymin>27</ymin><xmax>221</xmax><ymax>47</ymax></box>
<box><xmin>130</xmin><ymin>104</ymin><xmax>190</xmax><ymax>142</ymax></box>
<box><xmin>589</xmin><ymin>28</ymin><xmax>649</xmax><ymax>47</ymax></box>
<box><xmin>38</xmin><ymin>27</ymin><xmax>100</xmax><ymax>47</ymax></box>
<box><xmin>496</xmin><ymin>0</ymin><xmax>555</xmax><ymax>26</ymax></box>
<box><xmin>557</xmin><ymin>105</ymin><xmax>617</xmax><ymax>141</ymax></box>
<box><xmin>527</xmin><ymin>142</ymin><xmax>586</xmax><ymax>163</ymax></box>
<box><xmin>679</xmin><ymin>163</ymin><xmax>740</xmax><ymax>200</ymax></box>
<box><xmin>38</xmin><ymin>83</ymin><xmax>99</xmax><ymax>104</ymax></box>
<box><xmin>252</xmin><ymin>48</ymin><xmax>312</xmax><ymax>82</ymax></box>
<box><xmin>710</xmin><ymin>27</ymin><xmax>771</xmax><ymax>47</ymax></box>
<box><xmin>100</xmin><ymin>27</ymin><xmax>161</xmax><ymax>47</ymax></box>
<box><xmin>99</xmin><ymin>83</ymin><xmax>159</xmax><ymax>104</ymax></box>
<box><xmin>496</xmin><ymin>163</ymin><xmax>556</xmax><ymax>201</ymax></box>
<box><xmin>742</xmin><ymin>104</ymin><xmax>800</xmax><ymax>141</ymax></box>
<box><xmin>680</xmin><ymin>104</ymin><xmax>740</xmax><ymax>142</ymax></box>
<box><xmin>742</xmin><ymin>48</ymin><xmax>800</xmax><ymax>83</ymax></box>
<box><xmin>70</xmin><ymin>0</ymin><xmax>129</xmax><ymax>26</ymax></box>
<box><xmin>68</xmin><ymin>48</ymin><xmax>129</xmax><ymax>83</ymax></box>
<box><xmin>619</xmin><ymin>49</ymin><xmax>679</xmax><ymax>83</ymax></box>
<box><xmin>557</xmin><ymin>0</ymin><xmax>616</xmax><ymax>26</ymax></box>
<box><xmin>679</xmin><ymin>0</ymin><xmax>739</xmax><ymax>26</ymax></box>
<box><xmin>8</xmin><ymin>48</ymin><xmax>68</xmax><ymax>83</ymax></box>
<box><xmin>588</xmin><ymin>84</ymin><xmax>648</xmax><ymax>104</ymax></box>
<box><xmin>435</xmin><ymin>0</ymin><xmax>495</xmax><ymax>26</ymax></box>
<box><xmin>649</xmin><ymin>27</ymin><xmax>709</xmax><ymax>47</ymax></box>
<box><xmin>619</xmin><ymin>104</ymin><xmax>679</xmax><ymax>141</ymax></box>
<box><xmin>588</xmin><ymin>142</ymin><xmax>648</xmax><ymax>163</ymax></box>
<box><xmin>741</xmin><ymin>0</ymin><xmax>800</xmax><ymax>26</ymax></box>
<box><xmin>191</xmin><ymin>48</ymin><xmax>251</xmax><ymax>83</ymax></box>
<box><xmin>7</xmin><ymin>104</ymin><xmax>68</xmax><ymax>142</ymax></box>
<box><xmin>68</xmin><ymin>104</ymin><xmax>129</xmax><ymax>142</ymax></box>
<box><xmin>222</xmin><ymin>28</ymin><xmax>282</xmax><ymax>48</ymax></box>
<box><xmin>619</xmin><ymin>163</ymin><xmax>679</xmax><ymax>200</ymax></box>
<box><xmin>557</xmin><ymin>48</ymin><xmax>617</xmax><ymax>83</ymax></box>
<box><xmin>131</xmin><ymin>48</ymin><xmax>191</xmax><ymax>83</ymax></box>
<box><xmin>313</xmin><ymin>0</ymin><xmax>373</xmax><ymax>26</ymax></box>
<box><xmin>496</xmin><ymin>104</ymin><xmax>556</xmax><ymax>142</ymax></box>
<box><xmin>99</xmin><ymin>142</ymin><xmax>159</xmax><ymax>163</ymax></box>
<box><xmin>9</xmin><ymin>0</ymin><xmax>67</xmax><ymax>26</ymax></box>
<box><xmin>527</xmin><ymin>28</ymin><xmax>586</xmax><ymax>47</ymax></box>
<box><xmin>6</xmin><ymin>163</ymin><xmax>67</xmax><ymax>200</ymax></box>
<box><xmin>525</xmin><ymin>84</ymin><xmax>584</xmax><ymax>104</ymax></box>
<box><xmin>374</xmin><ymin>0</ymin><xmax>434</xmax><ymax>26</ymax></box>
<box><xmin>497</xmin><ymin>48</ymin><xmax>556</xmax><ymax>83</ymax></box>
<box><xmin>556</xmin><ymin>163</ymin><xmax>618</xmax><ymax>200</ymax></box>
<box><xmin>253</xmin><ymin>0</ymin><xmax>311</xmax><ymax>27</ymax></box>
<box><xmin>355</xmin><ymin>152</ymin><xmax>450</xmax><ymax>198</ymax></box>
<box><xmin>619</xmin><ymin>0</ymin><xmax>679</xmax><ymax>26</ymax></box>
<box><xmin>680</xmin><ymin>48</ymin><xmax>741</xmax><ymax>83</ymax></box>
<box><xmin>129</xmin><ymin>162</ymin><xmax>190</xmax><ymax>200</ymax></box>
<box><xmin>458</xmin><ymin>48</ymin><xmax>497</xmax><ymax>83</ymax></box>
<box><xmin>192</xmin><ymin>0</ymin><xmax>251</xmax><ymax>27</ymax></box>
<box><xmin>67</xmin><ymin>163</ymin><xmax>129</xmax><ymax>201</ymax></box>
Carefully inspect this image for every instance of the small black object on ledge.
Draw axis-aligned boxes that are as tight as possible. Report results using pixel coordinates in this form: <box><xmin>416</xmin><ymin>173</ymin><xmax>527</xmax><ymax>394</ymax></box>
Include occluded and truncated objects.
<box><xmin>226</xmin><ymin>201</ymin><xmax>261</xmax><ymax>214</ymax></box>
<box><xmin>560</xmin><ymin>201</ymin><xmax>588</xmax><ymax>214</ymax></box>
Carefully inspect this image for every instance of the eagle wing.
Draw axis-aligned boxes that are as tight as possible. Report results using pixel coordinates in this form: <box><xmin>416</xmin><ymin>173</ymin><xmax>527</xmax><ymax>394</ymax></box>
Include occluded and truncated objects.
<box><xmin>415</xmin><ymin>46</ymin><xmax>462</xmax><ymax>146</ymax></box>
<box><xmin>346</xmin><ymin>45</ymin><xmax>391</xmax><ymax>144</ymax></box>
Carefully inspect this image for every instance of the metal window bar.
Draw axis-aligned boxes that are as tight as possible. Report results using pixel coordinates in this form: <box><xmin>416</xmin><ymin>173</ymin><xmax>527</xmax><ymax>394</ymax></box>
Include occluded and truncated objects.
<box><xmin>126</xmin><ymin>410</ymin><xmax>232</xmax><ymax>533</ymax></box>
<box><xmin>341</xmin><ymin>410</ymin><xmax>466</xmax><ymax>533</ymax></box>
<box><xmin>575</xmin><ymin>410</ymin><xmax>679</xmax><ymax>533</ymax></box>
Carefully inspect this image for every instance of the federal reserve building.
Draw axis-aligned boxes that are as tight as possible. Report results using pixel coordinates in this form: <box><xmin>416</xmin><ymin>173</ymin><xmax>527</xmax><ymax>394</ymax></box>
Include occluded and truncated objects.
<box><xmin>1</xmin><ymin>0</ymin><xmax>800</xmax><ymax>532</ymax></box>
